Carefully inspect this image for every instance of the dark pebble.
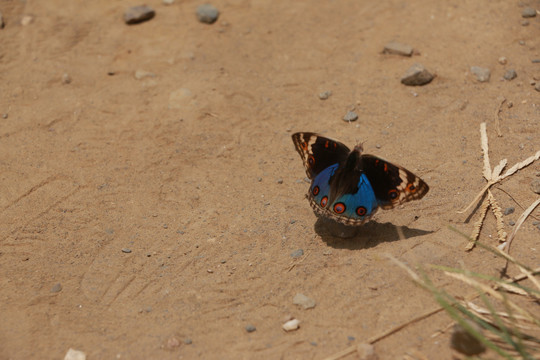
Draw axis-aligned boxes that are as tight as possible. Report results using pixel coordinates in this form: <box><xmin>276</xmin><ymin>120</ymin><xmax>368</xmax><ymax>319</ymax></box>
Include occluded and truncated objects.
<box><xmin>184</xmin><ymin>338</ymin><xmax>193</xmax><ymax>345</ymax></box>
<box><xmin>503</xmin><ymin>207</ymin><xmax>515</xmax><ymax>215</ymax></box>
<box><xmin>508</xmin><ymin>220</ymin><xmax>516</xmax><ymax>226</ymax></box>
<box><xmin>51</xmin><ymin>283</ymin><xmax>62</xmax><ymax>293</ymax></box>
<box><xmin>245</xmin><ymin>324</ymin><xmax>256</xmax><ymax>333</ymax></box>
<box><xmin>290</xmin><ymin>219</ymin><xmax>296</xmax><ymax>224</ymax></box>
<box><xmin>343</xmin><ymin>111</ymin><xmax>358</xmax><ymax>122</ymax></box>
<box><xmin>347</xmin><ymin>336</ymin><xmax>356</xmax><ymax>341</ymax></box>
<box><xmin>532</xmin><ymin>59</ymin><xmax>540</xmax><ymax>64</ymax></box>
<box><xmin>503</xmin><ymin>69</ymin><xmax>517</xmax><ymax>81</ymax></box>
<box><xmin>277</xmin><ymin>178</ymin><xmax>283</xmax><ymax>184</ymax></box>
<box><xmin>522</xmin><ymin>20</ymin><xmax>530</xmax><ymax>26</ymax></box>
<box><xmin>450</xmin><ymin>321</ymin><xmax>486</xmax><ymax>355</ymax></box>
<box><xmin>522</xmin><ymin>7</ymin><xmax>537</xmax><ymax>18</ymax></box>
<box><xmin>124</xmin><ymin>6</ymin><xmax>155</xmax><ymax>25</ymax></box>
<box><xmin>196</xmin><ymin>4</ymin><xmax>219</xmax><ymax>24</ymax></box>
<box><xmin>122</xmin><ymin>248</ymin><xmax>132</xmax><ymax>253</ymax></box>
<box><xmin>0</xmin><ymin>12</ymin><xmax>4</xmax><ymax>29</ymax></box>
<box><xmin>401</xmin><ymin>63</ymin><xmax>434</xmax><ymax>86</ymax></box>
<box><xmin>290</xmin><ymin>249</ymin><xmax>304</xmax><ymax>258</ymax></box>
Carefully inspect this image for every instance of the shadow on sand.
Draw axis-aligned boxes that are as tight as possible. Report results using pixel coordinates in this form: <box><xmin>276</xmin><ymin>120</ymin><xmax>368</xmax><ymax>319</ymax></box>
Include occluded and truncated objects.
<box><xmin>314</xmin><ymin>217</ymin><xmax>433</xmax><ymax>250</ymax></box>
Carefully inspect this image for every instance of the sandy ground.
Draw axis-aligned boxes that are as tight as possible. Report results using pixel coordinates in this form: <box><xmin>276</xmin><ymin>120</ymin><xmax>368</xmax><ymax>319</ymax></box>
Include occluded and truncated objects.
<box><xmin>1</xmin><ymin>0</ymin><xmax>539</xmax><ymax>359</ymax></box>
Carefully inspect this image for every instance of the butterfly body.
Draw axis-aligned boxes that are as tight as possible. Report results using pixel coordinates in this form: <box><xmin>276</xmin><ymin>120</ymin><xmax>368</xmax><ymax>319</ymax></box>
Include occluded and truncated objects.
<box><xmin>292</xmin><ymin>132</ymin><xmax>429</xmax><ymax>226</ymax></box>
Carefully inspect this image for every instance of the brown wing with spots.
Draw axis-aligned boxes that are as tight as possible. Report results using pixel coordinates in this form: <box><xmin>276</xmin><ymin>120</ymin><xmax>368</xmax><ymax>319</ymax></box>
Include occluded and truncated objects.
<box><xmin>360</xmin><ymin>154</ymin><xmax>429</xmax><ymax>209</ymax></box>
<box><xmin>291</xmin><ymin>132</ymin><xmax>350</xmax><ymax>179</ymax></box>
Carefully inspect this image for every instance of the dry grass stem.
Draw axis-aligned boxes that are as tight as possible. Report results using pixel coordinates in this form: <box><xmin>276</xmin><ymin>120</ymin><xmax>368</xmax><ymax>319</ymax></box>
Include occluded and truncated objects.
<box><xmin>466</xmin><ymin>198</ymin><xmax>490</xmax><ymax>250</ymax></box>
<box><xmin>480</xmin><ymin>122</ymin><xmax>491</xmax><ymax>180</ymax></box>
<box><xmin>487</xmin><ymin>191</ymin><xmax>507</xmax><ymax>243</ymax></box>
<box><xmin>495</xmin><ymin>97</ymin><xmax>505</xmax><ymax>137</ymax></box>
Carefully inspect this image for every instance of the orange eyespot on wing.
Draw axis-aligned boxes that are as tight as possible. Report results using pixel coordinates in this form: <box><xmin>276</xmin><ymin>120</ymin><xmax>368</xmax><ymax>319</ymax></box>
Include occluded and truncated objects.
<box><xmin>333</xmin><ymin>203</ymin><xmax>346</xmax><ymax>214</ymax></box>
<box><xmin>356</xmin><ymin>206</ymin><xmax>367</xmax><ymax>216</ymax></box>
<box><xmin>320</xmin><ymin>196</ymin><xmax>328</xmax><ymax>207</ymax></box>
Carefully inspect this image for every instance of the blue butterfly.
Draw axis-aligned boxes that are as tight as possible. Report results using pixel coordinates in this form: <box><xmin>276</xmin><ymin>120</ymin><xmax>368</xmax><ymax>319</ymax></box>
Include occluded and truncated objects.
<box><xmin>292</xmin><ymin>132</ymin><xmax>429</xmax><ymax>225</ymax></box>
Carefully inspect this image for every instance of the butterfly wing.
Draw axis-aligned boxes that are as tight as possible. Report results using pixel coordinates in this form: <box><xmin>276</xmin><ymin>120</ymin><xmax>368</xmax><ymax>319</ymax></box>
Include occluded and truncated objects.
<box><xmin>360</xmin><ymin>154</ymin><xmax>429</xmax><ymax>209</ymax></box>
<box><xmin>291</xmin><ymin>132</ymin><xmax>350</xmax><ymax>179</ymax></box>
<box><xmin>308</xmin><ymin>169</ymin><xmax>380</xmax><ymax>225</ymax></box>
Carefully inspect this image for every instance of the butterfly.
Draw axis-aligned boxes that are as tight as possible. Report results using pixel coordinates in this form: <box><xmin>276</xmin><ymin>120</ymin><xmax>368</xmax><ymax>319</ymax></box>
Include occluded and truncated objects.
<box><xmin>292</xmin><ymin>132</ymin><xmax>429</xmax><ymax>226</ymax></box>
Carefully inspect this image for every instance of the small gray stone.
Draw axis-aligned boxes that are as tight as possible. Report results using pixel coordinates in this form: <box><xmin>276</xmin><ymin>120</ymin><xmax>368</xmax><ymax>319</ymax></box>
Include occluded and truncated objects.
<box><xmin>343</xmin><ymin>111</ymin><xmax>358</xmax><ymax>122</ymax></box>
<box><xmin>277</xmin><ymin>178</ymin><xmax>283</xmax><ymax>184</ymax></box>
<box><xmin>450</xmin><ymin>321</ymin><xmax>486</xmax><ymax>355</ymax></box>
<box><xmin>383</xmin><ymin>42</ymin><xmax>413</xmax><ymax>56</ymax></box>
<box><xmin>2</xmin><ymin>113</ymin><xmax>8</xmax><ymax>119</ymax></box>
<box><xmin>509</xmin><ymin>220</ymin><xmax>516</xmax><ymax>226</ymax></box>
<box><xmin>245</xmin><ymin>324</ymin><xmax>256</xmax><ymax>333</ymax></box>
<box><xmin>532</xmin><ymin>59</ymin><xmax>540</xmax><ymax>64</ymax></box>
<box><xmin>184</xmin><ymin>338</ymin><xmax>192</xmax><ymax>345</ymax></box>
<box><xmin>122</xmin><ymin>248</ymin><xmax>132</xmax><ymax>253</ymax></box>
<box><xmin>522</xmin><ymin>7</ymin><xmax>537</xmax><ymax>18</ymax></box>
<box><xmin>470</xmin><ymin>66</ymin><xmax>490</xmax><ymax>82</ymax></box>
<box><xmin>51</xmin><ymin>283</ymin><xmax>62</xmax><ymax>293</ymax></box>
<box><xmin>522</xmin><ymin>20</ymin><xmax>530</xmax><ymax>26</ymax></box>
<box><xmin>503</xmin><ymin>207</ymin><xmax>515</xmax><ymax>215</ymax></box>
<box><xmin>290</xmin><ymin>249</ymin><xmax>304</xmax><ymax>258</ymax></box>
<box><xmin>293</xmin><ymin>293</ymin><xmax>316</xmax><ymax>309</ymax></box>
<box><xmin>531</xmin><ymin>179</ymin><xmax>540</xmax><ymax>194</ymax></box>
<box><xmin>196</xmin><ymin>4</ymin><xmax>219</xmax><ymax>24</ymax></box>
<box><xmin>401</xmin><ymin>63</ymin><xmax>434</xmax><ymax>86</ymax></box>
<box><xmin>318</xmin><ymin>91</ymin><xmax>332</xmax><ymax>100</ymax></box>
<box><xmin>124</xmin><ymin>6</ymin><xmax>155</xmax><ymax>25</ymax></box>
<box><xmin>503</xmin><ymin>69</ymin><xmax>517</xmax><ymax>81</ymax></box>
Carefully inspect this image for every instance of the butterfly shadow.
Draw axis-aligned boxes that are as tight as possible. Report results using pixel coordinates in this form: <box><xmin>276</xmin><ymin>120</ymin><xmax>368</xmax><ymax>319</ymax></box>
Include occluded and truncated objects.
<box><xmin>314</xmin><ymin>217</ymin><xmax>433</xmax><ymax>250</ymax></box>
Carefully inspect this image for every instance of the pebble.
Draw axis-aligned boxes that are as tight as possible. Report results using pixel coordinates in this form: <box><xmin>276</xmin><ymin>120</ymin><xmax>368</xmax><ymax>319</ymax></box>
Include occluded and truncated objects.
<box><xmin>498</xmin><ymin>57</ymin><xmax>507</xmax><ymax>65</ymax></box>
<box><xmin>184</xmin><ymin>338</ymin><xmax>193</xmax><ymax>345</ymax></box>
<box><xmin>21</xmin><ymin>15</ymin><xmax>33</xmax><ymax>26</ymax></box>
<box><xmin>532</xmin><ymin>59</ymin><xmax>540</xmax><ymax>64</ymax></box>
<box><xmin>0</xmin><ymin>12</ymin><xmax>4</xmax><ymax>29</ymax></box>
<box><xmin>166</xmin><ymin>337</ymin><xmax>181</xmax><ymax>349</ymax></box>
<box><xmin>509</xmin><ymin>220</ymin><xmax>516</xmax><ymax>226</ymax></box>
<box><xmin>522</xmin><ymin>20</ymin><xmax>530</xmax><ymax>26</ymax></box>
<box><xmin>293</xmin><ymin>293</ymin><xmax>316</xmax><ymax>309</ymax></box>
<box><xmin>383</xmin><ymin>41</ymin><xmax>413</xmax><ymax>56</ymax></box>
<box><xmin>62</xmin><ymin>73</ymin><xmax>72</xmax><ymax>84</ymax></box>
<box><xmin>196</xmin><ymin>4</ymin><xmax>219</xmax><ymax>24</ymax></box>
<box><xmin>470</xmin><ymin>66</ymin><xmax>490</xmax><ymax>82</ymax></box>
<box><xmin>522</xmin><ymin>7</ymin><xmax>537</xmax><ymax>18</ymax></box>
<box><xmin>450</xmin><ymin>321</ymin><xmax>486</xmax><ymax>355</ymax></box>
<box><xmin>277</xmin><ymin>178</ymin><xmax>283</xmax><ymax>184</ymax></box>
<box><xmin>163</xmin><ymin>0</ymin><xmax>175</xmax><ymax>4</ymax></box>
<box><xmin>124</xmin><ymin>6</ymin><xmax>155</xmax><ymax>25</ymax></box>
<box><xmin>51</xmin><ymin>283</ymin><xmax>63</xmax><ymax>293</ymax></box>
<box><xmin>503</xmin><ymin>207</ymin><xmax>515</xmax><ymax>215</ymax></box>
<box><xmin>535</xmin><ymin>83</ymin><xmax>540</xmax><ymax>92</ymax></box>
<box><xmin>400</xmin><ymin>63</ymin><xmax>434</xmax><ymax>86</ymax></box>
<box><xmin>290</xmin><ymin>249</ymin><xmax>304</xmax><ymax>258</ymax></box>
<box><xmin>121</xmin><ymin>248</ymin><xmax>132</xmax><ymax>253</ymax></box>
<box><xmin>343</xmin><ymin>111</ymin><xmax>358</xmax><ymax>122</ymax></box>
<box><xmin>245</xmin><ymin>324</ymin><xmax>256</xmax><ymax>333</ymax></box>
<box><xmin>503</xmin><ymin>69</ymin><xmax>517</xmax><ymax>81</ymax></box>
<box><xmin>134</xmin><ymin>70</ymin><xmax>156</xmax><ymax>80</ymax></box>
<box><xmin>531</xmin><ymin>179</ymin><xmax>540</xmax><ymax>194</ymax></box>
<box><xmin>282</xmin><ymin>318</ymin><xmax>300</xmax><ymax>332</ymax></box>
<box><xmin>318</xmin><ymin>90</ymin><xmax>332</xmax><ymax>100</ymax></box>
<box><xmin>2</xmin><ymin>113</ymin><xmax>8</xmax><ymax>119</ymax></box>
<box><xmin>357</xmin><ymin>343</ymin><xmax>377</xmax><ymax>360</ymax></box>
<box><xmin>64</xmin><ymin>348</ymin><xmax>86</xmax><ymax>360</ymax></box>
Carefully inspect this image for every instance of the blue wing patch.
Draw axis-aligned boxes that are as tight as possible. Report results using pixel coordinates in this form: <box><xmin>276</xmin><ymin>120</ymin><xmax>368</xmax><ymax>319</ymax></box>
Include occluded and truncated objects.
<box><xmin>308</xmin><ymin>167</ymin><xmax>380</xmax><ymax>225</ymax></box>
